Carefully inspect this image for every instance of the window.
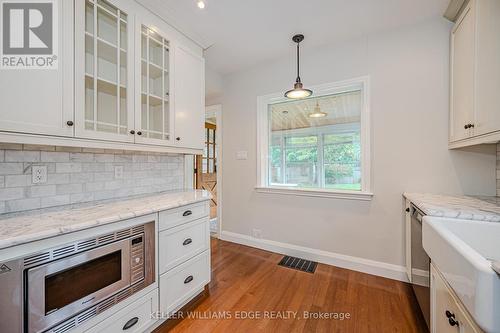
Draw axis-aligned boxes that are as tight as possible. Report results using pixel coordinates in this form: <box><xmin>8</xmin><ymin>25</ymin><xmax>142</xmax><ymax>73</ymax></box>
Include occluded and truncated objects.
<box><xmin>257</xmin><ymin>77</ymin><xmax>371</xmax><ymax>200</ymax></box>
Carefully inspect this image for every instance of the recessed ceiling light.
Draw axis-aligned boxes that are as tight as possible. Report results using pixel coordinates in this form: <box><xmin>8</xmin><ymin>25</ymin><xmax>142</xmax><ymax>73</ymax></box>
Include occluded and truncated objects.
<box><xmin>197</xmin><ymin>0</ymin><xmax>205</xmax><ymax>9</ymax></box>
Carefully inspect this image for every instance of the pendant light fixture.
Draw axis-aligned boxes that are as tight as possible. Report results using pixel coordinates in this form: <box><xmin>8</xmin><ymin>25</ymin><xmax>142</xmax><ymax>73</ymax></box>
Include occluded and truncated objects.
<box><xmin>308</xmin><ymin>101</ymin><xmax>327</xmax><ymax>118</ymax></box>
<box><xmin>285</xmin><ymin>34</ymin><xmax>313</xmax><ymax>99</ymax></box>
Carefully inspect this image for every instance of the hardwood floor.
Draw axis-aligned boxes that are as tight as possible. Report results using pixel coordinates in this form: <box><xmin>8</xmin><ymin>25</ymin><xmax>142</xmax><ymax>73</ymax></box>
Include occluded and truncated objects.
<box><xmin>155</xmin><ymin>238</ymin><xmax>428</xmax><ymax>333</ymax></box>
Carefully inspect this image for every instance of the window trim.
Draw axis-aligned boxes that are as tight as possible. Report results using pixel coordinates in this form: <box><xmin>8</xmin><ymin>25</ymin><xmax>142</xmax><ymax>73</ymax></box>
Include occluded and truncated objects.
<box><xmin>256</xmin><ymin>76</ymin><xmax>372</xmax><ymax>200</ymax></box>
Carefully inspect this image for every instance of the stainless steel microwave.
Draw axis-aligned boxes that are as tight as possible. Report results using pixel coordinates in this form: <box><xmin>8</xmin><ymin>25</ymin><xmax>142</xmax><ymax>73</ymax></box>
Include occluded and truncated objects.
<box><xmin>0</xmin><ymin>221</ymin><xmax>155</xmax><ymax>333</ymax></box>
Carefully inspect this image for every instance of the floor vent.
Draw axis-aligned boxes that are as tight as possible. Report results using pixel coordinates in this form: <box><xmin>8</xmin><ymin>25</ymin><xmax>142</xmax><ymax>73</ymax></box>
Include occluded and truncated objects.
<box><xmin>278</xmin><ymin>256</ymin><xmax>317</xmax><ymax>273</ymax></box>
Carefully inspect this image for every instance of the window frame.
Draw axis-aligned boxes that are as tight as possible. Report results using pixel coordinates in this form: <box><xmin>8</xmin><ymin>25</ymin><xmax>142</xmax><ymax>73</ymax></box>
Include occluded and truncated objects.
<box><xmin>256</xmin><ymin>76</ymin><xmax>372</xmax><ymax>200</ymax></box>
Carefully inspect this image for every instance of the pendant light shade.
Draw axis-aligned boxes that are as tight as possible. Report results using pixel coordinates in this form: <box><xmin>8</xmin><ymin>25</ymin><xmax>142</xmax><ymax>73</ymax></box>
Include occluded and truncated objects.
<box><xmin>285</xmin><ymin>34</ymin><xmax>313</xmax><ymax>99</ymax></box>
<box><xmin>309</xmin><ymin>101</ymin><xmax>327</xmax><ymax>118</ymax></box>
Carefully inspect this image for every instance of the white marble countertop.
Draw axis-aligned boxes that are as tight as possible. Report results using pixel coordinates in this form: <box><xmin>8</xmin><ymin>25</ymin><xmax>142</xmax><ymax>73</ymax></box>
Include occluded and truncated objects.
<box><xmin>0</xmin><ymin>189</ymin><xmax>211</xmax><ymax>250</ymax></box>
<box><xmin>403</xmin><ymin>192</ymin><xmax>500</xmax><ymax>222</ymax></box>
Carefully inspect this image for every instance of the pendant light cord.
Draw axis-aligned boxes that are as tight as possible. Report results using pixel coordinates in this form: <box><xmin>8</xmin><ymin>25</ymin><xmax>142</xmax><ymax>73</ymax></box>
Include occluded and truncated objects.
<box><xmin>296</xmin><ymin>42</ymin><xmax>301</xmax><ymax>83</ymax></box>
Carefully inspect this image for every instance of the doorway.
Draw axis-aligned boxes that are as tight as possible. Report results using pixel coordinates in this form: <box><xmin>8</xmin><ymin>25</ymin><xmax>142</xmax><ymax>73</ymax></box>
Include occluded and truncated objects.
<box><xmin>194</xmin><ymin>105</ymin><xmax>222</xmax><ymax>236</ymax></box>
<box><xmin>195</xmin><ymin>122</ymin><xmax>217</xmax><ymax>219</ymax></box>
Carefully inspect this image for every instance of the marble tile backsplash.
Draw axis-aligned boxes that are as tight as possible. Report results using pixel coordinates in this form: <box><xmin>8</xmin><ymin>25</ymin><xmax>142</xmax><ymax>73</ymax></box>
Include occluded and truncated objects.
<box><xmin>0</xmin><ymin>144</ymin><xmax>185</xmax><ymax>214</ymax></box>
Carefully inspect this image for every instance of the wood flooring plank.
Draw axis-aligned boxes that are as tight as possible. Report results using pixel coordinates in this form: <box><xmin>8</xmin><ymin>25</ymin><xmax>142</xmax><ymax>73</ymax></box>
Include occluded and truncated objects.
<box><xmin>155</xmin><ymin>238</ymin><xmax>428</xmax><ymax>333</ymax></box>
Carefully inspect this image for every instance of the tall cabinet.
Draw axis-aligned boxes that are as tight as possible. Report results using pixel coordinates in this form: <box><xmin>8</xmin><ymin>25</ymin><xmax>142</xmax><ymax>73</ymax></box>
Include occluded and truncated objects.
<box><xmin>449</xmin><ymin>0</ymin><xmax>500</xmax><ymax>148</ymax></box>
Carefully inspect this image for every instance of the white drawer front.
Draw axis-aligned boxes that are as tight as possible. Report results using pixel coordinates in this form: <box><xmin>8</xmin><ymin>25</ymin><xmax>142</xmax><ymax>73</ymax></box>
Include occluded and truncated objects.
<box><xmin>159</xmin><ymin>202</ymin><xmax>209</xmax><ymax>231</ymax></box>
<box><xmin>159</xmin><ymin>218</ymin><xmax>210</xmax><ymax>274</ymax></box>
<box><xmin>160</xmin><ymin>251</ymin><xmax>210</xmax><ymax>315</ymax></box>
<box><xmin>86</xmin><ymin>289</ymin><xmax>158</xmax><ymax>333</ymax></box>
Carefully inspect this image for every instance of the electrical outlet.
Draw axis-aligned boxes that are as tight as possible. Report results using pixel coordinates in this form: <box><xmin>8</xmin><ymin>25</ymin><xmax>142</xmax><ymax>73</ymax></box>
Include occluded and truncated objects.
<box><xmin>32</xmin><ymin>166</ymin><xmax>47</xmax><ymax>184</ymax></box>
<box><xmin>114</xmin><ymin>166</ymin><xmax>124</xmax><ymax>179</ymax></box>
<box><xmin>252</xmin><ymin>228</ymin><xmax>262</xmax><ymax>239</ymax></box>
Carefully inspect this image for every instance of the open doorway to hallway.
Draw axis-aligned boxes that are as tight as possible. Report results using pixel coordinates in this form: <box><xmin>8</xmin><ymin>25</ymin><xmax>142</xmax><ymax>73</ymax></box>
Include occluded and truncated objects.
<box><xmin>193</xmin><ymin>105</ymin><xmax>222</xmax><ymax>237</ymax></box>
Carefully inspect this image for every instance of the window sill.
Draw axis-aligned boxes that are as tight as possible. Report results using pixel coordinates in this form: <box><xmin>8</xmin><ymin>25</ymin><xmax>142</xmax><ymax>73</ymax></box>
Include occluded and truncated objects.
<box><xmin>254</xmin><ymin>186</ymin><xmax>374</xmax><ymax>201</ymax></box>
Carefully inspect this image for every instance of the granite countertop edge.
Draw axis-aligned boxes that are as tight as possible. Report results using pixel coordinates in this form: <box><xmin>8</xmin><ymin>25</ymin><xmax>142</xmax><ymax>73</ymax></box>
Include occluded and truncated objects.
<box><xmin>0</xmin><ymin>190</ymin><xmax>211</xmax><ymax>250</ymax></box>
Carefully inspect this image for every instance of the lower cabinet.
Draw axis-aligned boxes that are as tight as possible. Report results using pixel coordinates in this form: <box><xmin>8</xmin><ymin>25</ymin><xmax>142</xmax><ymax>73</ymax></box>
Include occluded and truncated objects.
<box><xmin>159</xmin><ymin>218</ymin><xmax>210</xmax><ymax>272</ymax></box>
<box><xmin>158</xmin><ymin>202</ymin><xmax>211</xmax><ymax>318</ymax></box>
<box><xmin>159</xmin><ymin>251</ymin><xmax>210</xmax><ymax>315</ymax></box>
<box><xmin>430</xmin><ymin>264</ymin><xmax>483</xmax><ymax>333</ymax></box>
<box><xmin>86</xmin><ymin>289</ymin><xmax>158</xmax><ymax>333</ymax></box>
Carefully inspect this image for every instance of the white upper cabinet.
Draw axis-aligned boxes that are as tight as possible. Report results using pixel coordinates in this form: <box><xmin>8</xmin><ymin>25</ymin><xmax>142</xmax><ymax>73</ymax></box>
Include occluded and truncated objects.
<box><xmin>134</xmin><ymin>18</ymin><xmax>175</xmax><ymax>146</ymax></box>
<box><xmin>473</xmin><ymin>0</ymin><xmax>500</xmax><ymax>137</ymax></box>
<box><xmin>450</xmin><ymin>1</ymin><xmax>475</xmax><ymax>143</ymax></box>
<box><xmin>75</xmin><ymin>0</ymin><xmax>135</xmax><ymax>142</ymax></box>
<box><xmin>449</xmin><ymin>0</ymin><xmax>500</xmax><ymax>148</ymax></box>
<box><xmin>0</xmin><ymin>0</ymin><xmax>205</xmax><ymax>153</ymax></box>
<box><xmin>0</xmin><ymin>0</ymin><xmax>74</xmax><ymax>137</ymax></box>
<box><xmin>174</xmin><ymin>46</ymin><xmax>205</xmax><ymax>150</ymax></box>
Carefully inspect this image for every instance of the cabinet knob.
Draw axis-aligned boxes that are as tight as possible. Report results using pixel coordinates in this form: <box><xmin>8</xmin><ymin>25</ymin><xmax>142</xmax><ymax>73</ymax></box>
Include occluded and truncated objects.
<box><xmin>445</xmin><ymin>310</ymin><xmax>455</xmax><ymax>319</ymax></box>
<box><xmin>129</xmin><ymin>130</ymin><xmax>135</xmax><ymax>135</ymax></box>
<box><xmin>66</xmin><ymin>121</ymin><xmax>74</xmax><ymax>126</ymax></box>
<box><xmin>176</xmin><ymin>137</ymin><xmax>181</xmax><ymax>141</ymax></box>
<box><xmin>137</xmin><ymin>131</ymin><xmax>142</xmax><ymax>136</ymax></box>
<box><xmin>405</xmin><ymin>208</ymin><xmax>410</xmax><ymax>213</ymax></box>
<box><xmin>184</xmin><ymin>275</ymin><xmax>194</xmax><ymax>284</ymax></box>
<box><xmin>470</xmin><ymin>123</ymin><xmax>475</xmax><ymax>128</ymax></box>
<box><xmin>464</xmin><ymin>124</ymin><xmax>469</xmax><ymax>129</ymax></box>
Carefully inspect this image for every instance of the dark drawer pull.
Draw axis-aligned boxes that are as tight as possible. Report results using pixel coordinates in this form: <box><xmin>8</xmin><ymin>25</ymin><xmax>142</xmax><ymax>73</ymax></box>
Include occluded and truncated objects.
<box><xmin>448</xmin><ymin>318</ymin><xmax>459</xmax><ymax>327</ymax></box>
<box><xmin>123</xmin><ymin>317</ymin><xmax>139</xmax><ymax>330</ymax></box>
<box><xmin>184</xmin><ymin>275</ymin><xmax>194</xmax><ymax>284</ymax></box>
<box><xmin>183</xmin><ymin>210</ymin><xmax>192</xmax><ymax>217</ymax></box>
<box><xmin>183</xmin><ymin>238</ymin><xmax>193</xmax><ymax>246</ymax></box>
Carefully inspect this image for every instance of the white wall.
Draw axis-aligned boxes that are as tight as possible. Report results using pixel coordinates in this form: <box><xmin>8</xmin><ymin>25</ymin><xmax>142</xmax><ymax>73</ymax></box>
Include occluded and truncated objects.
<box><xmin>218</xmin><ymin>18</ymin><xmax>497</xmax><ymax>271</ymax></box>
<box><xmin>205</xmin><ymin>65</ymin><xmax>224</xmax><ymax>106</ymax></box>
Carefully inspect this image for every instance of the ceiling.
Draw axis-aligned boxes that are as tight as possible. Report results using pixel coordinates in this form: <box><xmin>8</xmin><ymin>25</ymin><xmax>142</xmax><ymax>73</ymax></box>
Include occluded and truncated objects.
<box><xmin>270</xmin><ymin>90</ymin><xmax>361</xmax><ymax>131</ymax></box>
<box><xmin>138</xmin><ymin>0</ymin><xmax>450</xmax><ymax>75</ymax></box>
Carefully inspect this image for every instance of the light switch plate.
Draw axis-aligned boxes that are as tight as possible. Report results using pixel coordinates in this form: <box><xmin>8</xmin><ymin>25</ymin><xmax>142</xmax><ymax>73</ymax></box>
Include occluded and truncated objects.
<box><xmin>32</xmin><ymin>165</ymin><xmax>47</xmax><ymax>184</ymax></box>
<box><xmin>236</xmin><ymin>151</ymin><xmax>248</xmax><ymax>160</ymax></box>
<box><xmin>114</xmin><ymin>166</ymin><xmax>124</xmax><ymax>179</ymax></box>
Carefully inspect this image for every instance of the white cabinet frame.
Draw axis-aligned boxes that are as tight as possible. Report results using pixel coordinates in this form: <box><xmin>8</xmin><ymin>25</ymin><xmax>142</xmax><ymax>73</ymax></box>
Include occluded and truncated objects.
<box><xmin>134</xmin><ymin>13</ymin><xmax>176</xmax><ymax>146</ymax></box>
<box><xmin>74</xmin><ymin>0</ymin><xmax>136</xmax><ymax>143</ymax></box>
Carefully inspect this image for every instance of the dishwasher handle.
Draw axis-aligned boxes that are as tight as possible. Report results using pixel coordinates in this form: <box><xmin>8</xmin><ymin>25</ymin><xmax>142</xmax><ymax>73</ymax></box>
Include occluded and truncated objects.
<box><xmin>411</xmin><ymin>205</ymin><xmax>424</xmax><ymax>223</ymax></box>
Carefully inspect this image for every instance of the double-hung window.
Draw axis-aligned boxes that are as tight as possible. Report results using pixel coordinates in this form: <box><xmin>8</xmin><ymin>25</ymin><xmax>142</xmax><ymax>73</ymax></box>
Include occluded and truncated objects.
<box><xmin>257</xmin><ymin>77</ymin><xmax>372</xmax><ymax>200</ymax></box>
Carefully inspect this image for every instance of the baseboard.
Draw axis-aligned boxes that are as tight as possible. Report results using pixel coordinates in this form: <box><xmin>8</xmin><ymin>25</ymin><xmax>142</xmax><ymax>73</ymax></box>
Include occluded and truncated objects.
<box><xmin>220</xmin><ymin>231</ymin><xmax>408</xmax><ymax>282</ymax></box>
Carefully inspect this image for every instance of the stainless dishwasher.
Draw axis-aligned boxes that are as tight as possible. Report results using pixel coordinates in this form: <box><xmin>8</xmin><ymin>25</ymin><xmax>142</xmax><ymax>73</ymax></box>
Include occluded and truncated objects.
<box><xmin>410</xmin><ymin>204</ymin><xmax>430</xmax><ymax>329</ymax></box>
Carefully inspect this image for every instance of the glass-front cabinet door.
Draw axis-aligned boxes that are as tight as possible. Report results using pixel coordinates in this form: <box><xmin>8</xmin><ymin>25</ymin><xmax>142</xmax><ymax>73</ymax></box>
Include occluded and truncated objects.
<box><xmin>134</xmin><ymin>23</ymin><xmax>174</xmax><ymax>145</ymax></box>
<box><xmin>75</xmin><ymin>0</ymin><xmax>135</xmax><ymax>142</ymax></box>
